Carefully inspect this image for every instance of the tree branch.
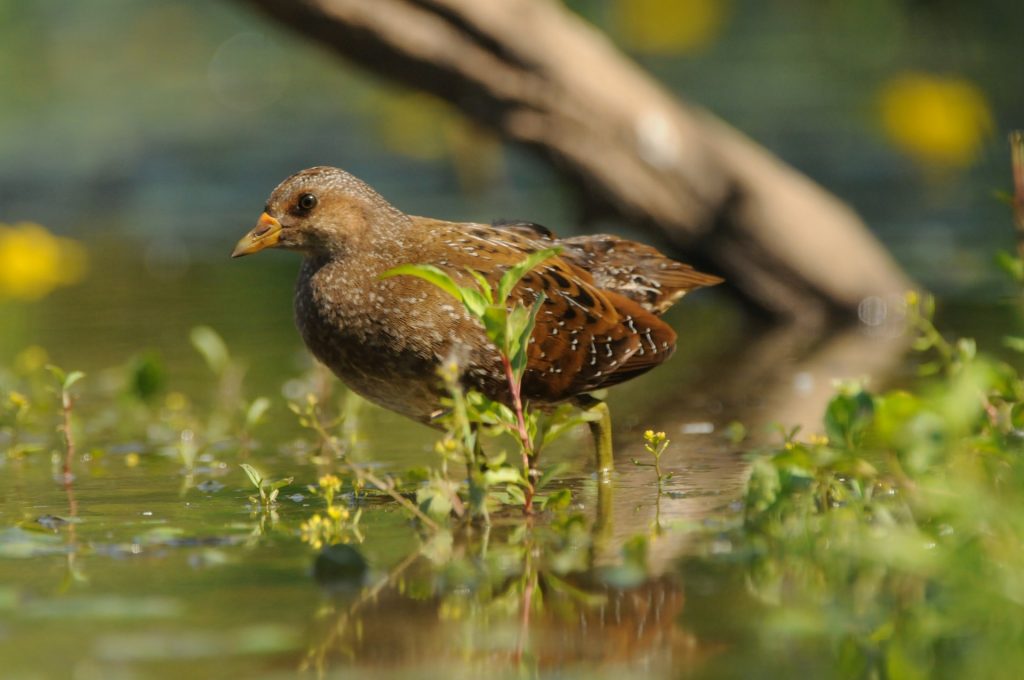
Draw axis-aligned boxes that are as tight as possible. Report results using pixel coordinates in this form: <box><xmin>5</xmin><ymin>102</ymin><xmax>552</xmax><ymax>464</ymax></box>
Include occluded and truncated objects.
<box><xmin>240</xmin><ymin>0</ymin><xmax>914</xmax><ymax>323</ymax></box>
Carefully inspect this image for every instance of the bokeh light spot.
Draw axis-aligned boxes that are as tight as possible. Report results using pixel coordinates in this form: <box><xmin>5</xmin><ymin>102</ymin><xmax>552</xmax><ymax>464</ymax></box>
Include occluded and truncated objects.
<box><xmin>614</xmin><ymin>0</ymin><xmax>730</xmax><ymax>55</ymax></box>
<box><xmin>878</xmin><ymin>72</ymin><xmax>993</xmax><ymax>168</ymax></box>
<box><xmin>0</xmin><ymin>222</ymin><xmax>87</xmax><ymax>301</ymax></box>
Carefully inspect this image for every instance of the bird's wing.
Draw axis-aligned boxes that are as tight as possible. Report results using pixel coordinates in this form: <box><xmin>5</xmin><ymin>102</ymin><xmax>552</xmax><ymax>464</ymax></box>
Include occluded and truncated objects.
<box><xmin>559</xmin><ymin>234</ymin><xmax>723</xmax><ymax>314</ymax></box>
<box><xmin>411</xmin><ymin>218</ymin><xmax>677</xmax><ymax>402</ymax></box>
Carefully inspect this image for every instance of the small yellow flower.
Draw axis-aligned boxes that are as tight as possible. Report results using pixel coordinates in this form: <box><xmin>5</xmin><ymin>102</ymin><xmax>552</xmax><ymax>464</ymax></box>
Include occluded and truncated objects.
<box><xmin>326</xmin><ymin>505</ymin><xmax>349</xmax><ymax>522</ymax></box>
<box><xmin>644</xmin><ymin>430</ymin><xmax>667</xmax><ymax>447</ymax></box>
<box><xmin>125</xmin><ymin>452</ymin><xmax>141</xmax><ymax>468</ymax></box>
<box><xmin>318</xmin><ymin>474</ymin><xmax>341</xmax><ymax>494</ymax></box>
<box><xmin>300</xmin><ymin>514</ymin><xmax>327</xmax><ymax>550</ymax></box>
<box><xmin>7</xmin><ymin>391</ymin><xmax>28</xmax><ymax>410</ymax></box>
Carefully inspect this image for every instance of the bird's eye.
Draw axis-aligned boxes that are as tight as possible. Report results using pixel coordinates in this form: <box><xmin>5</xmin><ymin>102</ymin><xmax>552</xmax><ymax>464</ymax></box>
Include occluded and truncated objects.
<box><xmin>297</xmin><ymin>193</ymin><xmax>318</xmax><ymax>211</ymax></box>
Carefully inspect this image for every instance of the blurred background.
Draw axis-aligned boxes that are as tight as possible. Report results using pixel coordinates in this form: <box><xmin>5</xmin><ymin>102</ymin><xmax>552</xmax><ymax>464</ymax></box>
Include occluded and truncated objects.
<box><xmin>1</xmin><ymin>0</ymin><xmax>1022</xmax><ymax>380</ymax></box>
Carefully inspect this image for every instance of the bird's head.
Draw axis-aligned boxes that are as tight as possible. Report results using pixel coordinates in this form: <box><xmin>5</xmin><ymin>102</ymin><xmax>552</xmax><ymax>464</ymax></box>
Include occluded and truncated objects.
<box><xmin>231</xmin><ymin>166</ymin><xmax>399</xmax><ymax>259</ymax></box>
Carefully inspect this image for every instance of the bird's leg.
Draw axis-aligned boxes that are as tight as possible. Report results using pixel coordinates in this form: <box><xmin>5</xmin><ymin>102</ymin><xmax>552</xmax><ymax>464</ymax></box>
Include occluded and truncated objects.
<box><xmin>576</xmin><ymin>396</ymin><xmax>614</xmax><ymax>559</ymax></box>
<box><xmin>582</xmin><ymin>399</ymin><xmax>614</xmax><ymax>474</ymax></box>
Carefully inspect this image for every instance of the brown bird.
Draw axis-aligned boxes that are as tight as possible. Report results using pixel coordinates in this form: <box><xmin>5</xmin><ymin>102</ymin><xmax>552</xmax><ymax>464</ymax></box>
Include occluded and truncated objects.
<box><xmin>232</xmin><ymin>166</ymin><xmax>721</xmax><ymax>470</ymax></box>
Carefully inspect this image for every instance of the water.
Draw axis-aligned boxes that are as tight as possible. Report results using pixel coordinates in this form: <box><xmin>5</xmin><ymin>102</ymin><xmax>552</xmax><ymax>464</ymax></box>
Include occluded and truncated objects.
<box><xmin>0</xmin><ymin>243</ymin><xmax>918</xmax><ymax>677</ymax></box>
<box><xmin>3</xmin><ymin>1</ymin><xmax>1022</xmax><ymax>675</ymax></box>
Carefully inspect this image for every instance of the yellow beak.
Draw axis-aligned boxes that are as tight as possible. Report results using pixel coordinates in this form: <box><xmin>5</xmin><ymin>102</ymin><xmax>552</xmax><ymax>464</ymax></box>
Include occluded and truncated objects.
<box><xmin>231</xmin><ymin>213</ymin><xmax>283</xmax><ymax>258</ymax></box>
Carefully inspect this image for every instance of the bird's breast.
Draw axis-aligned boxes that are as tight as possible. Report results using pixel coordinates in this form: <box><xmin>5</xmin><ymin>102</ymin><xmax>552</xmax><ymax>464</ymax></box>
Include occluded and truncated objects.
<box><xmin>292</xmin><ymin>258</ymin><xmax>492</xmax><ymax>421</ymax></box>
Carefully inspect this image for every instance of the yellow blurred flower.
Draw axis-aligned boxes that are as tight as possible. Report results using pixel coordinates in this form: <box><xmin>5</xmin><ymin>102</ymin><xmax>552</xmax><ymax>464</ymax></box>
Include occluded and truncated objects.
<box><xmin>300</xmin><ymin>514</ymin><xmax>327</xmax><ymax>550</ymax></box>
<box><xmin>326</xmin><ymin>505</ymin><xmax>349</xmax><ymax>522</ymax></box>
<box><xmin>614</xmin><ymin>0</ymin><xmax>730</xmax><ymax>55</ymax></box>
<box><xmin>318</xmin><ymin>474</ymin><xmax>341</xmax><ymax>495</ymax></box>
<box><xmin>0</xmin><ymin>222</ymin><xmax>87</xmax><ymax>301</ymax></box>
<box><xmin>165</xmin><ymin>391</ymin><xmax>190</xmax><ymax>411</ymax></box>
<box><xmin>13</xmin><ymin>345</ymin><xmax>49</xmax><ymax>374</ymax></box>
<box><xmin>878</xmin><ymin>72</ymin><xmax>993</xmax><ymax>168</ymax></box>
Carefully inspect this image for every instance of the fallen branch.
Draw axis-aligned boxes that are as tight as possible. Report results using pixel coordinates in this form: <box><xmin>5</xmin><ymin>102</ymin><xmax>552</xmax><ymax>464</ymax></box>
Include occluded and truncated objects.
<box><xmin>240</xmin><ymin>0</ymin><xmax>913</xmax><ymax>323</ymax></box>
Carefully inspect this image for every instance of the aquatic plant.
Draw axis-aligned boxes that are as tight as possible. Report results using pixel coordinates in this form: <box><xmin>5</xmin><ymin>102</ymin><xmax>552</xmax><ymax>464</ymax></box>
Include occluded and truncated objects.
<box><xmin>240</xmin><ymin>462</ymin><xmax>293</xmax><ymax>509</ymax></box>
<box><xmin>384</xmin><ymin>247</ymin><xmax>593</xmax><ymax>516</ymax></box>
<box><xmin>633</xmin><ymin>429</ymin><xmax>672</xmax><ymax>488</ymax></box>
<box><xmin>46</xmin><ymin>365</ymin><xmax>84</xmax><ymax>484</ymax></box>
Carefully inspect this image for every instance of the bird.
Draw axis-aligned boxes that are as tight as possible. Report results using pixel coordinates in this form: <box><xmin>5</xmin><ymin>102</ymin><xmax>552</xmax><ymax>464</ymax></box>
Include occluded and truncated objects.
<box><xmin>232</xmin><ymin>166</ymin><xmax>721</xmax><ymax>471</ymax></box>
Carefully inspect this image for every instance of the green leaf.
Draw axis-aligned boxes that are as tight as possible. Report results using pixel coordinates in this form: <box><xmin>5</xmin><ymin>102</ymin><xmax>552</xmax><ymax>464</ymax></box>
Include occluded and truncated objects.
<box><xmin>239</xmin><ymin>463</ymin><xmax>263</xmax><ymax>491</ymax></box>
<box><xmin>996</xmin><ymin>250</ymin><xmax>1024</xmax><ymax>282</ymax></box>
<box><xmin>497</xmin><ymin>247</ymin><xmax>561</xmax><ymax>303</ymax></box>
<box><xmin>45</xmin><ymin>365</ymin><xmax>66</xmax><ymax>383</ymax></box>
<box><xmin>539</xmin><ymin>487</ymin><xmax>572</xmax><ymax>511</ymax></box>
<box><xmin>190</xmin><ymin>326</ymin><xmax>230</xmax><ymax>375</ymax></box>
<box><xmin>380</xmin><ymin>264</ymin><xmax>463</xmax><ymax>303</ymax></box>
<box><xmin>745</xmin><ymin>456</ymin><xmax>782</xmax><ymax>513</ymax></box>
<box><xmin>541</xmin><ymin>571</ymin><xmax>605</xmax><ymax>605</ymax></box>
<box><xmin>63</xmin><ymin>371</ymin><xmax>85</xmax><ymax>391</ymax></box>
<box><xmin>510</xmin><ymin>296</ymin><xmax>545</xmax><ymax>379</ymax></box>
<box><xmin>724</xmin><ymin>420</ymin><xmax>747</xmax><ymax>444</ymax></box>
<box><xmin>128</xmin><ymin>353</ymin><xmax>166</xmax><ymax>402</ymax></box>
<box><xmin>245</xmin><ymin>397</ymin><xmax>271</xmax><ymax>428</ymax></box>
<box><xmin>505</xmin><ymin>484</ymin><xmax>527</xmax><ymax>506</ymax></box>
<box><xmin>1013</xmin><ymin>402</ymin><xmax>1024</xmax><ymax>431</ymax></box>
<box><xmin>479</xmin><ymin>306</ymin><xmax>507</xmax><ymax>345</ymax></box>
<box><xmin>483</xmin><ymin>467</ymin><xmax>523</xmax><ymax>486</ymax></box>
<box><xmin>461</xmin><ymin>287</ymin><xmax>490</xmax><ymax>319</ymax></box>
<box><xmin>537</xmin><ymin>462</ymin><xmax>569</xmax><ymax>491</ymax></box>
<box><xmin>268</xmin><ymin>476</ymin><xmax>294</xmax><ymax>491</ymax></box>
<box><xmin>416</xmin><ymin>484</ymin><xmax>453</xmax><ymax>520</ymax></box>
<box><xmin>465</xmin><ymin>269</ymin><xmax>494</xmax><ymax>304</ymax></box>
<box><xmin>955</xmin><ymin>337</ymin><xmax>976</xmax><ymax>361</ymax></box>
<box><xmin>824</xmin><ymin>389</ymin><xmax>874</xmax><ymax>448</ymax></box>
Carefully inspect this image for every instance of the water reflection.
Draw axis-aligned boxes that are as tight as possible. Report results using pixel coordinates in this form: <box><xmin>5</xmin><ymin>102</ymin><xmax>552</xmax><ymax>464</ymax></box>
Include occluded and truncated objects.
<box><xmin>0</xmin><ymin>251</ymin><xmax>911</xmax><ymax>676</ymax></box>
<box><xmin>284</xmin><ymin>320</ymin><xmax>909</xmax><ymax>677</ymax></box>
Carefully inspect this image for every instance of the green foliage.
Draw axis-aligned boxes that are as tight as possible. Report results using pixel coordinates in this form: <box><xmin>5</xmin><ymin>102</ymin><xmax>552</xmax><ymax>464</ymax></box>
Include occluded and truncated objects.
<box><xmin>823</xmin><ymin>381</ymin><xmax>874</xmax><ymax>449</ymax></box>
<box><xmin>384</xmin><ymin>248</ymin><xmax>592</xmax><ymax>518</ymax></box>
<box><xmin>300</xmin><ymin>474</ymin><xmax>363</xmax><ymax>550</ymax></box>
<box><xmin>688</xmin><ymin>291</ymin><xmax>1024</xmax><ymax>679</ymax></box>
<box><xmin>127</xmin><ymin>352</ymin><xmax>166</xmax><ymax>403</ymax></box>
<box><xmin>382</xmin><ymin>247</ymin><xmax>559</xmax><ymax>383</ymax></box>
<box><xmin>632</xmin><ymin>429</ymin><xmax>672</xmax><ymax>486</ymax></box>
<box><xmin>240</xmin><ymin>463</ymin><xmax>293</xmax><ymax>509</ymax></box>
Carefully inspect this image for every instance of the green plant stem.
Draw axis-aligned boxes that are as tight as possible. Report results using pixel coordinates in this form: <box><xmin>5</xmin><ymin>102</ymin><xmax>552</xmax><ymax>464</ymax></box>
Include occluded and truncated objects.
<box><xmin>501</xmin><ymin>354</ymin><xmax>536</xmax><ymax>513</ymax></box>
<box><xmin>60</xmin><ymin>388</ymin><xmax>75</xmax><ymax>485</ymax></box>
<box><xmin>309</xmin><ymin>411</ymin><xmax>441</xmax><ymax>531</ymax></box>
<box><xmin>501</xmin><ymin>355</ymin><xmax>532</xmax><ymax>456</ymax></box>
<box><xmin>515</xmin><ymin>549</ymin><xmax>536</xmax><ymax>664</ymax></box>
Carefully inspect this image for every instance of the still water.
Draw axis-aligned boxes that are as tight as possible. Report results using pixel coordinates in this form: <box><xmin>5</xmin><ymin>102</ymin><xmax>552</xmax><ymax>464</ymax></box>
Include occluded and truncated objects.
<box><xmin>0</xmin><ymin>241</ymin><xmax>918</xmax><ymax>678</ymax></box>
